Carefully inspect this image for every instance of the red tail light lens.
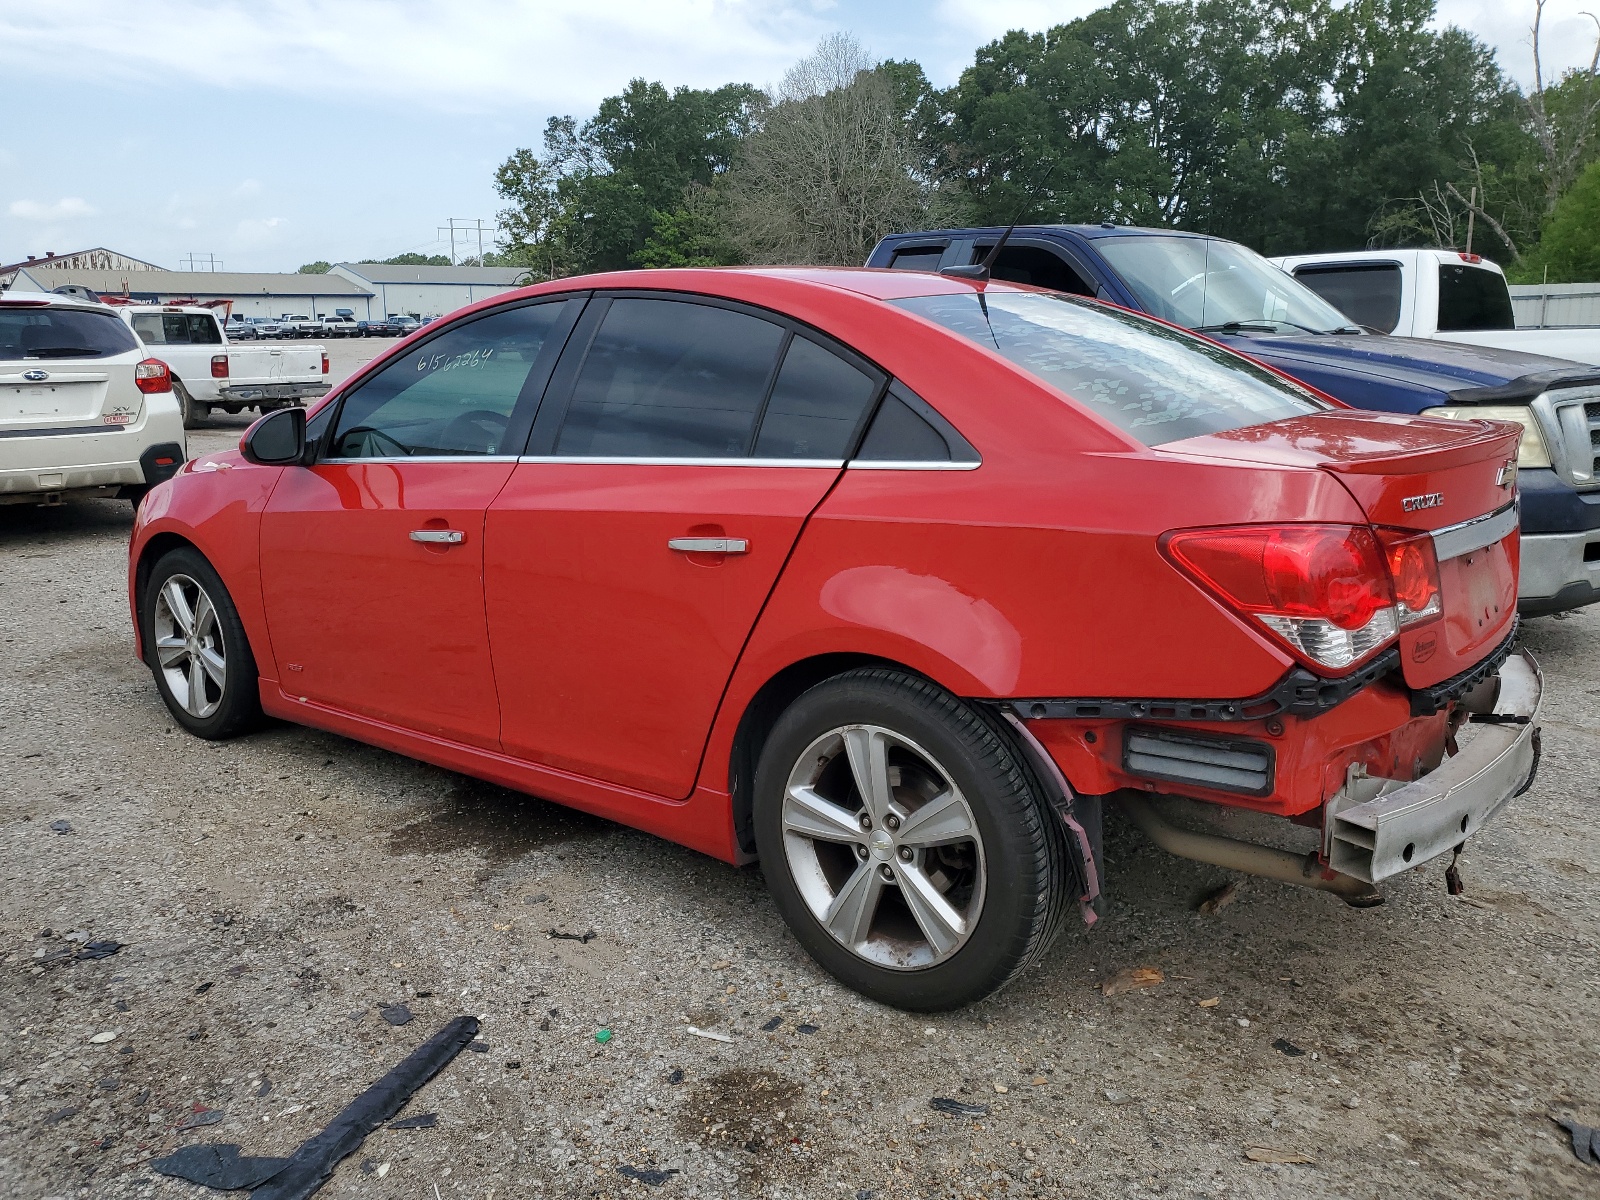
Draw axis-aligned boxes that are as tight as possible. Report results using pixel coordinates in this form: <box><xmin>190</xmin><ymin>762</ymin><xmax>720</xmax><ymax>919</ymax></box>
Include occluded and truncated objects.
<box><xmin>1162</xmin><ymin>524</ymin><xmax>1400</xmax><ymax>672</ymax></box>
<box><xmin>134</xmin><ymin>358</ymin><xmax>170</xmax><ymax>395</ymax></box>
<box><xmin>321</xmin><ymin>352</ymin><xmax>329</xmax><ymax>374</ymax></box>
<box><xmin>1375</xmin><ymin>528</ymin><xmax>1442</xmax><ymax>625</ymax></box>
<box><xmin>211</xmin><ymin>354</ymin><xmax>229</xmax><ymax>379</ymax></box>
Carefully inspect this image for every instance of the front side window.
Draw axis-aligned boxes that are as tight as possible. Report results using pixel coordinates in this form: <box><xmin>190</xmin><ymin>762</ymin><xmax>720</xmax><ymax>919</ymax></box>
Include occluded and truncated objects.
<box><xmin>556</xmin><ymin>298</ymin><xmax>785</xmax><ymax>458</ymax></box>
<box><xmin>330</xmin><ymin>302</ymin><xmax>569</xmax><ymax>457</ymax></box>
<box><xmin>0</xmin><ymin>307</ymin><xmax>139</xmax><ymax>359</ymax></box>
<box><xmin>1293</xmin><ymin>264</ymin><xmax>1403</xmax><ymax>333</ymax></box>
<box><xmin>1437</xmin><ymin>263</ymin><xmax>1515</xmax><ymax>332</ymax></box>
<box><xmin>895</xmin><ymin>290</ymin><xmax>1328</xmax><ymax>446</ymax></box>
<box><xmin>1098</xmin><ymin>235</ymin><xmax>1357</xmax><ymax>335</ymax></box>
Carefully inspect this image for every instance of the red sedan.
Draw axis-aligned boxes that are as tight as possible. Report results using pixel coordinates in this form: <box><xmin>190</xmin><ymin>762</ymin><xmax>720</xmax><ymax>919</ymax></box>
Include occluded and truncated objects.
<box><xmin>128</xmin><ymin>267</ymin><xmax>1541</xmax><ymax>1010</ymax></box>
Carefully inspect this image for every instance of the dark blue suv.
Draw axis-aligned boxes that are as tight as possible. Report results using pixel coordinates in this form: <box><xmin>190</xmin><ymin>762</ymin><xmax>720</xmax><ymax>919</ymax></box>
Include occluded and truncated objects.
<box><xmin>868</xmin><ymin>225</ymin><xmax>1600</xmax><ymax>616</ymax></box>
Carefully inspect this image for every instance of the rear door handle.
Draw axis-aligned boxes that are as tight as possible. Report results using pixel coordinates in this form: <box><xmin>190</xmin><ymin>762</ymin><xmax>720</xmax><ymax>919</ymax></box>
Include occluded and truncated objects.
<box><xmin>410</xmin><ymin>529</ymin><xmax>465</xmax><ymax>544</ymax></box>
<box><xmin>668</xmin><ymin>537</ymin><xmax>748</xmax><ymax>554</ymax></box>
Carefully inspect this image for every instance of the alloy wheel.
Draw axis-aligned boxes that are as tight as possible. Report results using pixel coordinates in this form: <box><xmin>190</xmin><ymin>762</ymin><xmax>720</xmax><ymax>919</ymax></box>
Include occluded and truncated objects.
<box><xmin>781</xmin><ymin>724</ymin><xmax>986</xmax><ymax>970</ymax></box>
<box><xmin>152</xmin><ymin>574</ymin><xmax>227</xmax><ymax>719</ymax></box>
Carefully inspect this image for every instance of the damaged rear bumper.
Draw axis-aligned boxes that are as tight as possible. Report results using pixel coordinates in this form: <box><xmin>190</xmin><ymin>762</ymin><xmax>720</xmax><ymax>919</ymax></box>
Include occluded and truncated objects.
<box><xmin>1324</xmin><ymin>651</ymin><xmax>1542</xmax><ymax>883</ymax></box>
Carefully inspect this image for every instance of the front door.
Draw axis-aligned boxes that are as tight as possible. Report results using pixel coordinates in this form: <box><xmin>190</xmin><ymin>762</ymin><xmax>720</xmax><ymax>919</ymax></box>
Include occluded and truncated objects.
<box><xmin>486</xmin><ymin>295</ymin><xmax>886</xmax><ymax>798</ymax></box>
<box><xmin>259</xmin><ymin>299</ymin><xmax>577</xmax><ymax>748</ymax></box>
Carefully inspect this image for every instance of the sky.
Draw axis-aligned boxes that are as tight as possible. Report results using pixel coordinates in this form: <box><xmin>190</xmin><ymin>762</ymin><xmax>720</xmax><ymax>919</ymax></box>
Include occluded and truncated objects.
<box><xmin>3</xmin><ymin>0</ymin><xmax>1596</xmax><ymax>273</ymax></box>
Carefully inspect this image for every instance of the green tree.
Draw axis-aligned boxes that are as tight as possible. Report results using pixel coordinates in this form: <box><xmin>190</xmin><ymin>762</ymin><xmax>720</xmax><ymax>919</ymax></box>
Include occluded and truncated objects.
<box><xmin>297</xmin><ymin>261</ymin><xmax>331</xmax><ymax>274</ymax></box>
<box><xmin>379</xmin><ymin>253</ymin><xmax>452</xmax><ymax>266</ymax></box>
<box><xmin>494</xmin><ymin>79</ymin><xmax>761</xmax><ymax>274</ymax></box>
<box><xmin>634</xmin><ymin>184</ymin><xmax>740</xmax><ymax>267</ymax></box>
<box><xmin>1515</xmin><ymin>159</ymin><xmax>1600</xmax><ymax>281</ymax></box>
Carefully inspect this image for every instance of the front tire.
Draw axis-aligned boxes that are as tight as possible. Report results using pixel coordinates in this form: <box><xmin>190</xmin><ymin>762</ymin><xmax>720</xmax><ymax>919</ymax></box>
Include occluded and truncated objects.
<box><xmin>140</xmin><ymin>548</ymin><xmax>262</xmax><ymax>739</ymax></box>
<box><xmin>753</xmin><ymin>668</ymin><xmax>1071</xmax><ymax>1010</ymax></box>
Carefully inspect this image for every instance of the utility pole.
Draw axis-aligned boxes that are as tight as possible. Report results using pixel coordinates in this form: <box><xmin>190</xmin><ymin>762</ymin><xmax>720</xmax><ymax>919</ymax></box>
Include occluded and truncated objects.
<box><xmin>180</xmin><ymin>252</ymin><xmax>223</xmax><ymax>272</ymax></box>
<box><xmin>436</xmin><ymin>218</ymin><xmax>499</xmax><ymax>266</ymax></box>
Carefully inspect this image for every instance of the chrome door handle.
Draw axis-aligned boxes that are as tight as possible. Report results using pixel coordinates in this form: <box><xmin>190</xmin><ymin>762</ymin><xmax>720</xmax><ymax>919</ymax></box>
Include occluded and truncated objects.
<box><xmin>668</xmin><ymin>537</ymin><xmax>748</xmax><ymax>554</ymax></box>
<box><xmin>410</xmin><ymin>529</ymin><xmax>465</xmax><ymax>544</ymax></box>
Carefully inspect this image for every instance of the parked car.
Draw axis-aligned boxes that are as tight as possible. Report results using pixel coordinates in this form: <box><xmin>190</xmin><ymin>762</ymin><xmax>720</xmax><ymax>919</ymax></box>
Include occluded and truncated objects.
<box><xmin>224</xmin><ymin>315</ymin><xmax>258</xmax><ymax>340</ymax></box>
<box><xmin>1271</xmin><ymin>248</ymin><xmax>1599</xmax><ymax>365</ymax></box>
<box><xmin>1</xmin><ymin>291</ymin><xmax>185</xmax><ymax>506</ymax></box>
<box><xmin>388</xmin><ymin>314</ymin><xmax>421</xmax><ymax>336</ymax></box>
<box><xmin>869</xmin><ymin>226</ymin><xmax>1600</xmax><ymax>616</ymax></box>
<box><xmin>356</xmin><ymin>317</ymin><xmax>398</xmax><ymax>337</ymax></box>
<box><xmin>278</xmin><ymin>314</ymin><xmax>321</xmax><ymax>339</ymax></box>
<box><xmin>129</xmin><ymin>268</ymin><xmax>1539</xmax><ymax>1010</ymax></box>
<box><xmin>249</xmin><ymin>317</ymin><xmax>286</xmax><ymax>340</ymax></box>
<box><xmin>121</xmin><ymin>304</ymin><xmax>329</xmax><ymax>427</ymax></box>
<box><xmin>319</xmin><ymin>315</ymin><xmax>361</xmax><ymax>338</ymax></box>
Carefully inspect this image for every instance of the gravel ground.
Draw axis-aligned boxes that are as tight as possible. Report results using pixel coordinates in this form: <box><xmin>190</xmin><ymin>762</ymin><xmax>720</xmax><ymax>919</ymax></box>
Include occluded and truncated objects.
<box><xmin>1</xmin><ymin>350</ymin><xmax>1597</xmax><ymax>1199</ymax></box>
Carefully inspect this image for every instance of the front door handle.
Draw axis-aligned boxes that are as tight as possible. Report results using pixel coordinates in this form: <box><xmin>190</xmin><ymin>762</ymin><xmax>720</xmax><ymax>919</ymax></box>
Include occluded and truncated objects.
<box><xmin>410</xmin><ymin>529</ymin><xmax>465</xmax><ymax>544</ymax></box>
<box><xmin>668</xmin><ymin>537</ymin><xmax>748</xmax><ymax>554</ymax></box>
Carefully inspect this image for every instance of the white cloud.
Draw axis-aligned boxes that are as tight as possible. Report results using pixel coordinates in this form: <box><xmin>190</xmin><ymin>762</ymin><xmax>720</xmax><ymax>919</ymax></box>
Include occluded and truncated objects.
<box><xmin>8</xmin><ymin>197</ymin><xmax>97</xmax><ymax>221</ymax></box>
<box><xmin>1437</xmin><ymin>0</ymin><xmax>1598</xmax><ymax>88</ymax></box>
<box><xmin>0</xmin><ymin>0</ymin><xmax>830</xmax><ymax>112</ymax></box>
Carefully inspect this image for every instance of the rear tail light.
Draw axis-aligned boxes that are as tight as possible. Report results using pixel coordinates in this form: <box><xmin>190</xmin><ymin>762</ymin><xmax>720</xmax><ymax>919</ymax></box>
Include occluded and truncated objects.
<box><xmin>1162</xmin><ymin>523</ymin><xmax>1442</xmax><ymax>673</ymax></box>
<box><xmin>211</xmin><ymin>354</ymin><xmax>229</xmax><ymax>379</ymax></box>
<box><xmin>134</xmin><ymin>359</ymin><xmax>171</xmax><ymax>395</ymax></box>
<box><xmin>321</xmin><ymin>352</ymin><xmax>329</xmax><ymax>374</ymax></box>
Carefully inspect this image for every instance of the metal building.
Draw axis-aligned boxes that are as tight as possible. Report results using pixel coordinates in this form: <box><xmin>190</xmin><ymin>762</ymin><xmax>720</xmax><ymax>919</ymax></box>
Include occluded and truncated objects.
<box><xmin>328</xmin><ymin>263</ymin><xmax>528</xmax><ymax>320</ymax></box>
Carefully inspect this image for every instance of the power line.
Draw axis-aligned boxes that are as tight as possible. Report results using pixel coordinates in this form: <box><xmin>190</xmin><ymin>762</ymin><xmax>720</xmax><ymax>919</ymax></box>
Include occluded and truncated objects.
<box><xmin>436</xmin><ymin>218</ymin><xmax>500</xmax><ymax>265</ymax></box>
<box><xmin>180</xmin><ymin>252</ymin><xmax>223</xmax><ymax>272</ymax></box>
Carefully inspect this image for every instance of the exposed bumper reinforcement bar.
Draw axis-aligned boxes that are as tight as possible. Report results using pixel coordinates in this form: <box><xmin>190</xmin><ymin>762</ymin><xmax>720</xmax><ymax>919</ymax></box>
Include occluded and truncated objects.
<box><xmin>1325</xmin><ymin>651</ymin><xmax>1542</xmax><ymax>883</ymax></box>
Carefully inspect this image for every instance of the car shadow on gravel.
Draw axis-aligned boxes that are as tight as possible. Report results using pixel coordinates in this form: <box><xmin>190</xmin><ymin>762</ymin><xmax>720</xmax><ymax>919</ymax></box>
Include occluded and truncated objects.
<box><xmin>0</xmin><ymin>495</ymin><xmax>133</xmax><ymax>546</ymax></box>
<box><xmin>385</xmin><ymin>776</ymin><xmax>611</xmax><ymax>869</ymax></box>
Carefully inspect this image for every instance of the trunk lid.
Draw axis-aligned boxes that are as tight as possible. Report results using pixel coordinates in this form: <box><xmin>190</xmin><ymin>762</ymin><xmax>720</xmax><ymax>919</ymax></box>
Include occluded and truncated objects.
<box><xmin>0</xmin><ymin>361</ymin><xmax>136</xmax><ymax>431</ymax></box>
<box><xmin>1160</xmin><ymin>410</ymin><xmax>1521</xmax><ymax>688</ymax></box>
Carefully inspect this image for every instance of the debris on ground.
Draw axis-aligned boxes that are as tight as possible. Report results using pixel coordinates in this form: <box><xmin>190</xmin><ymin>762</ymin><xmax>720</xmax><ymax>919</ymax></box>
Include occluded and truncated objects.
<box><xmin>1101</xmin><ymin>966</ymin><xmax>1165</xmax><ymax>997</ymax></box>
<box><xmin>1198</xmin><ymin>881</ymin><xmax>1240</xmax><ymax>915</ymax></box>
<box><xmin>150</xmin><ymin>1144</ymin><xmax>291</xmax><ymax>1190</ymax></box>
<box><xmin>1245</xmin><ymin>1145</ymin><xmax>1316</xmax><ymax>1164</ymax></box>
<box><xmin>49</xmin><ymin>820</ymin><xmax>72</xmax><ymax>835</ymax></box>
<box><xmin>547</xmin><ymin>928</ymin><xmax>597</xmax><ymax>943</ymax></box>
<box><xmin>595</xmin><ymin>1028</ymin><xmax>612</xmax><ymax>1044</ymax></box>
<box><xmin>686</xmin><ymin>1026</ymin><xmax>735</xmax><ymax>1043</ymax></box>
<box><xmin>1554</xmin><ymin>1115</ymin><xmax>1600</xmax><ymax>1165</ymax></box>
<box><xmin>195</xmin><ymin>981</ymin><xmax>213</xmax><ymax>994</ymax></box>
<box><xmin>795</xmin><ymin>1023</ymin><xmax>819</xmax><ymax>1035</ymax></box>
<box><xmin>760</xmin><ymin>1016</ymin><xmax>783</xmax><ymax>1032</ymax></box>
<box><xmin>89</xmin><ymin>1031</ymin><xmax>116</xmax><ymax>1044</ymax></box>
<box><xmin>43</xmin><ymin>1106</ymin><xmax>77</xmax><ymax>1125</ymax></box>
<box><xmin>378</xmin><ymin>1003</ymin><xmax>414</xmax><ymax>1027</ymax></box>
<box><xmin>387</xmin><ymin>1113</ymin><xmax>438</xmax><ymax>1130</ymax></box>
<box><xmin>178</xmin><ymin>1108</ymin><xmax>226</xmax><ymax>1130</ymax></box>
<box><xmin>1197</xmin><ymin>997</ymin><xmax>1221</xmax><ymax>1007</ymax></box>
<box><xmin>1272</xmin><ymin>1038</ymin><xmax>1306</xmax><ymax>1057</ymax></box>
<box><xmin>153</xmin><ymin>1015</ymin><xmax>479</xmax><ymax>1199</ymax></box>
<box><xmin>465</xmin><ymin>1041</ymin><xmax>489</xmax><ymax>1053</ymax></box>
<box><xmin>75</xmin><ymin>940</ymin><xmax>122</xmax><ymax>960</ymax></box>
<box><xmin>618</xmin><ymin>1164</ymin><xmax>680</xmax><ymax>1185</ymax></box>
<box><xmin>929</xmin><ymin>1097</ymin><xmax>990</xmax><ymax>1117</ymax></box>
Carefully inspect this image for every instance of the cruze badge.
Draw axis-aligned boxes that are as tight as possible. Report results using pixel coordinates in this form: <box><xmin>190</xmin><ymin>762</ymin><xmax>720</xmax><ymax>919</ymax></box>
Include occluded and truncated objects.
<box><xmin>22</xmin><ymin>369</ymin><xmax>48</xmax><ymax>381</ymax></box>
<box><xmin>1401</xmin><ymin>492</ymin><xmax>1445</xmax><ymax>512</ymax></box>
<box><xmin>1496</xmin><ymin>461</ymin><xmax>1517</xmax><ymax>489</ymax></box>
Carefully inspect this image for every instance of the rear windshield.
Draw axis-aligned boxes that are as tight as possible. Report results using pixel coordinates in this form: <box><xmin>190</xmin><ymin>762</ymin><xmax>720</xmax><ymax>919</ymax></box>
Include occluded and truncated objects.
<box><xmin>131</xmin><ymin>312</ymin><xmax>224</xmax><ymax>346</ymax></box>
<box><xmin>1437</xmin><ymin>263</ymin><xmax>1515</xmax><ymax>332</ymax></box>
<box><xmin>0</xmin><ymin>306</ymin><xmax>140</xmax><ymax>360</ymax></box>
<box><xmin>1293</xmin><ymin>263</ymin><xmax>1403</xmax><ymax>333</ymax></box>
<box><xmin>894</xmin><ymin>290</ymin><xmax>1328</xmax><ymax>446</ymax></box>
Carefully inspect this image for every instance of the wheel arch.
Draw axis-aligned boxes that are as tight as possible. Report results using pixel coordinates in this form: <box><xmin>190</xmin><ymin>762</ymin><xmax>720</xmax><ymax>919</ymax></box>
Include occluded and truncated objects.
<box><xmin>133</xmin><ymin>532</ymin><xmax>202</xmax><ymax>663</ymax></box>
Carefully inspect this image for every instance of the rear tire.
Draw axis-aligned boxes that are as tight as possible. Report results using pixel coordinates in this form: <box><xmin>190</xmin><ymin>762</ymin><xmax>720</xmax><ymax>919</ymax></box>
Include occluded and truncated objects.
<box><xmin>174</xmin><ymin>380</ymin><xmax>198</xmax><ymax>428</ymax></box>
<box><xmin>753</xmin><ymin>668</ymin><xmax>1071</xmax><ymax>1010</ymax></box>
<box><xmin>140</xmin><ymin>548</ymin><xmax>262</xmax><ymax>739</ymax></box>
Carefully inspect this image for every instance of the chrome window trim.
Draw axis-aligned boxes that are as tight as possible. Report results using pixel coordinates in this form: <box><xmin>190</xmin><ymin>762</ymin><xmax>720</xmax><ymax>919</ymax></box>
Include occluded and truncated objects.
<box><xmin>1530</xmin><ymin>385</ymin><xmax>1600</xmax><ymax>489</ymax></box>
<box><xmin>515</xmin><ymin>455</ymin><xmax>845</xmax><ymax>468</ymax></box>
<box><xmin>1431</xmin><ymin>501</ymin><xmax>1519</xmax><ymax>562</ymax></box>
<box><xmin>319</xmin><ymin>455</ymin><xmax>520</xmax><ymax>465</ymax></box>
<box><xmin>846</xmin><ymin>460</ymin><xmax>982</xmax><ymax>472</ymax></box>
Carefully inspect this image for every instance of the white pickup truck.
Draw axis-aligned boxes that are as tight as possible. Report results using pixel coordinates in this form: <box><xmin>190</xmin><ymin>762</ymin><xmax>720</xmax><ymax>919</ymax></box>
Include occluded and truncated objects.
<box><xmin>1271</xmin><ymin>248</ymin><xmax>1599</xmax><ymax>365</ymax></box>
<box><xmin>118</xmin><ymin>305</ymin><xmax>330</xmax><ymax>427</ymax></box>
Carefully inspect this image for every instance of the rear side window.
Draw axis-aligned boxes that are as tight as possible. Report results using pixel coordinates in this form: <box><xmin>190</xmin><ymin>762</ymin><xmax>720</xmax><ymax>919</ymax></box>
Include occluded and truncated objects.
<box><xmin>973</xmin><ymin>244</ymin><xmax>1096</xmax><ymax>297</ymax></box>
<box><xmin>752</xmin><ymin>336</ymin><xmax>880</xmax><ymax>460</ymax></box>
<box><xmin>330</xmin><ymin>301</ymin><xmax>569</xmax><ymax>457</ymax></box>
<box><xmin>854</xmin><ymin>383</ymin><xmax>979</xmax><ymax>463</ymax></box>
<box><xmin>888</xmin><ymin>246</ymin><xmax>946</xmax><ymax>272</ymax></box>
<box><xmin>556</xmin><ymin>299</ymin><xmax>785</xmax><ymax>458</ymax></box>
<box><xmin>131</xmin><ymin>313</ymin><xmax>222</xmax><ymax>345</ymax></box>
<box><xmin>1292</xmin><ymin>264</ymin><xmax>1403</xmax><ymax>333</ymax></box>
<box><xmin>894</xmin><ymin>290</ymin><xmax>1326</xmax><ymax>446</ymax></box>
<box><xmin>1437</xmin><ymin>263</ymin><xmax>1515</xmax><ymax>332</ymax></box>
<box><xmin>0</xmin><ymin>307</ymin><xmax>139</xmax><ymax>359</ymax></box>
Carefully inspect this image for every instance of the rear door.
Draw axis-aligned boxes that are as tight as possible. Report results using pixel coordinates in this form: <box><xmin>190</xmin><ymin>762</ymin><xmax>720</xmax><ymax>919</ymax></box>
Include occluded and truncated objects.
<box><xmin>485</xmin><ymin>294</ymin><xmax>885</xmax><ymax>798</ymax></box>
<box><xmin>258</xmin><ymin>298</ymin><xmax>578</xmax><ymax>747</ymax></box>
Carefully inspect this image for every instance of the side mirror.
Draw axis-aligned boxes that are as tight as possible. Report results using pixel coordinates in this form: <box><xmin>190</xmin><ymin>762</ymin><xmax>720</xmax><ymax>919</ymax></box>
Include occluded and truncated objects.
<box><xmin>240</xmin><ymin>406</ymin><xmax>307</xmax><ymax>465</ymax></box>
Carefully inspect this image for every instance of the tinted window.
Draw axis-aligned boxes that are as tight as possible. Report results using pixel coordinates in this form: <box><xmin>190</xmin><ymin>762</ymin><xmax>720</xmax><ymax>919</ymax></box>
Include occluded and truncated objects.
<box><xmin>889</xmin><ymin>246</ymin><xmax>946</xmax><ymax>271</ymax></box>
<box><xmin>752</xmin><ymin>336</ymin><xmax>879</xmax><ymax>459</ymax></box>
<box><xmin>974</xmin><ymin>245</ymin><xmax>1095</xmax><ymax>297</ymax></box>
<box><xmin>0</xmin><ymin>307</ymin><xmax>139</xmax><ymax>359</ymax></box>
<box><xmin>132</xmin><ymin>313</ymin><xmax>222</xmax><ymax>345</ymax></box>
<box><xmin>1293</xmin><ymin>264</ymin><xmax>1403</xmax><ymax>332</ymax></box>
<box><xmin>331</xmin><ymin>302</ymin><xmax>568</xmax><ymax>457</ymax></box>
<box><xmin>855</xmin><ymin>393</ymin><xmax>950</xmax><ymax>461</ymax></box>
<box><xmin>895</xmin><ymin>290</ymin><xmax>1326</xmax><ymax>446</ymax></box>
<box><xmin>1437</xmin><ymin>263</ymin><xmax>1515</xmax><ymax>331</ymax></box>
<box><xmin>556</xmin><ymin>298</ymin><xmax>785</xmax><ymax>458</ymax></box>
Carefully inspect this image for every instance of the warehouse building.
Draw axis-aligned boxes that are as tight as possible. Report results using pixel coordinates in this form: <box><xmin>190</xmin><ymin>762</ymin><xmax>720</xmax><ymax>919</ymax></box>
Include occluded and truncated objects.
<box><xmin>1</xmin><ymin>253</ymin><xmax>529</xmax><ymax>321</ymax></box>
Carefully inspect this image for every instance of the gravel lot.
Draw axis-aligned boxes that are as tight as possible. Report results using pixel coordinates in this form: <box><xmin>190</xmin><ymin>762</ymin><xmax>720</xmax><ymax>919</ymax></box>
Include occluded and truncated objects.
<box><xmin>2</xmin><ymin>340</ymin><xmax>1597</xmax><ymax>1199</ymax></box>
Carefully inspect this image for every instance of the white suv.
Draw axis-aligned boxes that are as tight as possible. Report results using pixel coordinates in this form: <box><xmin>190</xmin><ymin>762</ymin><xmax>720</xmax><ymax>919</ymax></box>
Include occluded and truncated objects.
<box><xmin>0</xmin><ymin>291</ymin><xmax>186</xmax><ymax>506</ymax></box>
